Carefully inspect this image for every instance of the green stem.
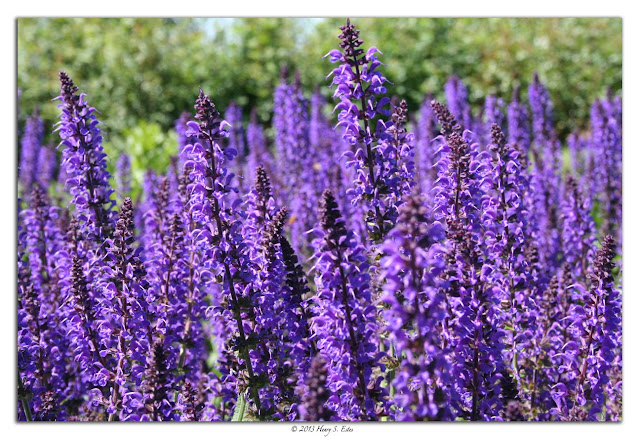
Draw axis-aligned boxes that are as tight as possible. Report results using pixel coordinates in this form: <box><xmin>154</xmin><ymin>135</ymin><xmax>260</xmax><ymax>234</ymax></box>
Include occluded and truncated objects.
<box><xmin>225</xmin><ymin>265</ymin><xmax>262</xmax><ymax>417</ymax></box>
<box><xmin>18</xmin><ymin>376</ymin><xmax>33</xmax><ymax>422</ymax></box>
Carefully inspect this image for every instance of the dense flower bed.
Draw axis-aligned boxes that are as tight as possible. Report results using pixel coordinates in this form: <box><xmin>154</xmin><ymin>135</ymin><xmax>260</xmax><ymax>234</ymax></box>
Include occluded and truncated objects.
<box><xmin>17</xmin><ymin>19</ymin><xmax>622</xmax><ymax>422</ymax></box>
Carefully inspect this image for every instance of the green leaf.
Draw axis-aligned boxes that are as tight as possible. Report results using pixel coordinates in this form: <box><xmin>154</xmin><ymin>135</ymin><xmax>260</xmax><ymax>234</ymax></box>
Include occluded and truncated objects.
<box><xmin>231</xmin><ymin>392</ymin><xmax>246</xmax><ymax>422</ymax></box>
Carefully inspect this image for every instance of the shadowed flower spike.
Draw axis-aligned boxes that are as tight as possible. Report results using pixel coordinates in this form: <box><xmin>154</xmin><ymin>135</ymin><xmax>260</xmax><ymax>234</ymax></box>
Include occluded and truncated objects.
<box><xmin>310</xmin><ymin>190</ymin><xmax>387</xmax><ymax>420</ymax></box>
<box><xmin>298</xmin><ymin>354</ymin><xmax>337</xmax><ymax>421</ymax></box>
<box><xmin>430</xmin><ymin>100</ymin><xmax>463</xmax><ymax>138</ymax></box>
<box><xmin>555</xmin><ymin>235</ymin><xmax>621</xmax><ymax>421</ymax></box>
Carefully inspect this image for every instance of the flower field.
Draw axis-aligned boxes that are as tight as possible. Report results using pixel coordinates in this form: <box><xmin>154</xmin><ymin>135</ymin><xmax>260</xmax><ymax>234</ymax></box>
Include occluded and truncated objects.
<box><xmin>16</xmin><ymin>19</ymin><xmax>622</xmax><ymax>421</ymax></box>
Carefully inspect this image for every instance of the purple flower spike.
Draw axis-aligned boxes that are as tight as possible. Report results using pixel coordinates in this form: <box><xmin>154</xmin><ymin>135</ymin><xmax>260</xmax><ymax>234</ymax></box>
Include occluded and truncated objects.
<box><xmin>19</xmin><ymin>109</ymin><xmax>44</xmax><ymax>196</ymax></box>
<box><xmin>115</xmin><ymin>153</ymin><xmax>131</xmax><ymax>198</ymax></box>
<box><xmin>55</xmin><ymin>72</ymin><xmax>116</xmax><ymax>242</ymax></box>
<box><xmin>310</xmin><ymin>190</ymin><xmax>387</xmax><ymax>420</ymax></box>
<box><xmin>507</xmin><ymin>86</ymin><xmax>531</xmax><ymax>159</ymax></box>
<box><xmin>327</xmin><ymin>20</ymin><xmax>413</xmax><ymax>243</ymax></box>
<box><xmin>555</xmin><ymin>236</ymin><xmax>621</xmax><ymax>421</ymax></box>
<box><xmin>380</xmin><ymin>191</ymin><xmax>453</xmax><ymax>420</ymax></box>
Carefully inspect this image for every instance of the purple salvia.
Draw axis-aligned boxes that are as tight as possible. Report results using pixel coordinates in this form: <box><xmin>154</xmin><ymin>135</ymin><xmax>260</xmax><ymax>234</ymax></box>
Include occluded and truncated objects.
<box><xmin>245</xmin><ymin>107</ymin><xmax>274</xmax><ymax>183</ymax></box>
<box><xmin>273</xmin><ymin>66</ymin><xmax>295</xmax><ymax>203</ymax></box>
<box><xmin>18</xmin><ymin>284</ymin><xmax>65</xmax><ymax>420</ymax></box>
<box><xmin>182</xmin><ymin>89</ymin><xmax>265</xmax><ymax>418</ymax></box>
<box><xmin>164</xmin><ymin>212</ymin><xmax>207</xmax><ymax>385</ymax></box>
<box><xmin>413</xmin><ymin>94</ymin><xmax>440</xmax><ymax>197</ymax></box>
<box><xmin>527</xmin><ymin>75</ymin><xmax>563</xmax><ymax>277</ymax></box>
<box><xmin>140</xmin><ymin>339</ymin><xmax>177</xmax><ymax>420</ymax></box>
<box><xmin>483</xmin><ymin>95</ymin><xmax>506</xmax><ymax>145</ymax></box>
<box><xmin>481</xmin><ymin>124</ymin><xmax>534</xmax><ymax>398</ymax></box>
<box><xmin>174</xmin><ymin>167</ymin><xmax>225</xmax><ymax>418</ymax></box>
<box><xmin>57</xmin><ymin>219</ymin><xmax>118</xmax><ymax>419</ymax></box>
<box><xmin>309</xmin><ymin>87</ymin><xmax>326</xmax><ymax>152</ymax></box>
<box><xmin>142</xmin><ymin>177</ymin><xmax>172</xmax><ymax>260</ymax></box>
<box><xmin>243</xmin><ymin>166</ymin><xmax>277</xmax><ymax>251</ymax></box>
<box><xmin>524</xmin><ymin>265</ymin><xmax>578</xmax><ymax>419</ymax></box>
<box><xmin>525</xmin><ymin>274</ymin><xmax>563</xmax><ymax>418</ymax></box>
<box><xmin>115</xmin><ymin>153</ymin><xmax>131</xmax><ymax>198</ymax></box>
<box><xmin>282</xmin><ymin>72</ymin><xmax>318</xmax><ymax>258</ymax></box>
<box><xmin>18</xmin><ymin>186</ymin><xmax>68</xmax><ymax>420</ymax></box>
<box><xmin>102</xmin><ymin>197</ymin><xmax>152</xmax><ymax>421</ymax></box>
<box><xmin>528</xmin><ymin>72</ymin><xmax>556</xmax><ymax>152</ymax></box>
<box><xmin>602</xmin><ymin>88</ymin><xmax>622</xmax><ymax>133</ymax></box>
<box><xmin>507</xmin><ymin>86</ymin><xmax>531</xmax><ymax>160</ymax></box>
<box><xmin>273</xmin><ymin>65</ymin><xmax>290</xmax><ymax>151</ymax></box>
<box><xmin>251</xmin><ymin>208</ymin><xmax>304</xmax><ymax>419</ymax></box>
<box><xmin>554</xmin><ymin>236</ymin><xmax>621</xmax><ymax>421</ymax></box>
<box><xmin>309</xmin><ymin>88</ymin><xmax>340</xmax><ymax>197</ymax></box>
<box><xmin>308</xmin><ymin>88</ymin><xmax>366</xmax><ymax>242</ymax></box>
<box><xmin>165</xmin><ymin>155</ymin><xmax>181</xmax><ymax>200</ymax></box>
<box><xmin>175</xmin><ymin>380</ymin><xmax>203</xmax><ymax>421</ymax></box>
<box><xmin>175</xmin><ymin>112</ymin><xmax>196</xmax><ymax>171</ymax></box>
<box><xmin>297</xmin><ymin>354</ymin><xmax>337</xmax><ymax>421</ymax></box>
<box><xmin>280</xmin><ymin>233</ymin><xmax>317</xmax><ymax>358</ymax></box>
<box><xmin>310</xmin><ymin>190</ymin><xmax>387</xmax><ymax>420</ymax></box>
<box><xmin>20</xmin><ymin>186</ymin><xmax>67</xmax><ymax>316</ymax></box>
<box><xmin>444</xmin><ymin>75</ymin><xmax>472</xmax><ymax>132</ymax></box>
<box><xmin>19</xmin><ymin>109</ymin><xmax>44</xmax><ymax>196</ymax></box>
<box><xmin>590</xmin><ymin>100</ymin><xmax>622</xmax><ymax>249</ymax></box>
<box><xmin>224</xmin><ymin>101</ymin><xmax>247</xmax><ymax>193</ymax></box>
<box><xmin>61</xmin><ymin>251</ymin><xmax>109</xmax><ymax>384</ymax></box>
<box><xmin>567</xmin><ymin>133</ymin><xmax>586</xmax><ymax>180</ymax></box>
<box><xmin>55</xmin><ymin>72</ymin><xmax>116</xmax><ymax>242</ymax></box>
<box><xmin>431</xmin><ymin>105</ymin><xmax>505</xmax><ymax>420</ymax></box>
<box><xmin>135</xmin><ymin>168</ymin><xmax>157</xmax><ymax>241</ymax></box>
<box><xmin>378</xmin><ymin>99</ymin><xmax>416</xmax><ymax>202</ymax></box>
<box><xmin>560</xmin><ymin>175</ymin><xmax>597</xmax><ymax>284</ymax></box>
<box><xmin>328</xmin><ymin>19</ymin><xmax>414</xmax><ymax>244</ymax></box>
<box><xmin>484</xmin><ymin>95</ymin><xmax>505</xmax><ymax>130</ymax></box>
<box><xmin>430</xmin><ymin>100</ymin><xmax>463</xmax><ymax>138</ymax></box>
<box><xmin>380</xmin><ymin>191</ymin><xmax>453</xmax><ymax>420</ymax></box>
<box><xmin>36</xmin><ymin>143</ymin><xmax>57</xmax><ymax>191</ymax></box>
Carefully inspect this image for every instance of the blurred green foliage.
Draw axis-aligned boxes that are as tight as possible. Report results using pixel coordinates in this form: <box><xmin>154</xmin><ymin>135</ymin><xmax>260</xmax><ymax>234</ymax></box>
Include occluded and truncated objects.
<box><xmin>106</xmin><ymin>121</ymin><xmax>177</xmax><ymax>202</ymax></box>
<box><xmin>18</xmin><ymin>17</ymin><xmax>621</xmax><ymax>172</ymax></box>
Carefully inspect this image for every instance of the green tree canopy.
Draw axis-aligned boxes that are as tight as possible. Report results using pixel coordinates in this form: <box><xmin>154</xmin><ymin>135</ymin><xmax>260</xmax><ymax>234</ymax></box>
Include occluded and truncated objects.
<box><xmin>18</xmin><ymin>17</ymin><xmax>621</xmax><ymax>153</ymax></box>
